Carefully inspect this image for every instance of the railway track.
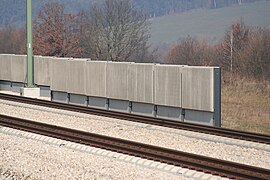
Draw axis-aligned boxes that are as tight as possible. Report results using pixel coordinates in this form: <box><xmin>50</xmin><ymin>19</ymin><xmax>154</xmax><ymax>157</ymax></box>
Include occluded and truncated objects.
<box><xmin>0</xmin><ymin>93</ymin><xmax>270</xmax><ymax>145</ymax></box>
<box><xmin>0</xmin><ymin>114</ymin><xmax>269</xmax><ymax>179</ymax></box>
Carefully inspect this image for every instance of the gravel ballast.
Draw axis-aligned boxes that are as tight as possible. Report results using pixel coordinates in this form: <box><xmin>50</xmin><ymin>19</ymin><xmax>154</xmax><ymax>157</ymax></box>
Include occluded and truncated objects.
<box><xmin>0</xmin><ymin>132</ymin><xmax>185</xmax><ymax>180</ymax></box>
<box><xmin>0</xmin><ymin>98</ymin><xmax>269</xmax><ymax>178</ymax></box>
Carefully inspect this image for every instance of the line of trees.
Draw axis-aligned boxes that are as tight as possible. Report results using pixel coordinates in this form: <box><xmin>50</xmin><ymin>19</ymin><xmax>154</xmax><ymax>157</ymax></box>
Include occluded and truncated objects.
<box><xmin>167</xmin><ymin>20</ymin><xmax>270</xmax><ymax>81</ymax></box>
<box><xmin>0</xmin><ymin>0</ymin><xmax>153</xmax><ymax>62</ymax></box>
<box><xmin>0</xmin><ymin>1</ymin><xmax>269</xmax><ymax>81</ymax></box>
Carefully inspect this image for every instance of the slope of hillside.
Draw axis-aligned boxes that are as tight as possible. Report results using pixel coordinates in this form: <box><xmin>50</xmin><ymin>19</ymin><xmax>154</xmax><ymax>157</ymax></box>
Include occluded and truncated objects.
<box><xmin>150</xmin><ymin>1</ymin><xmax>270</xmax><ymax>45</ymax></box>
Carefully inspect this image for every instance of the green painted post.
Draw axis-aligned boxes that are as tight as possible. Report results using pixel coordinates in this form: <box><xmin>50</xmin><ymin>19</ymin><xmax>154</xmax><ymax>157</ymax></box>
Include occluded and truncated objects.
<box><xmin>26</xmin><ymin>0</ymin><xmax>34</xmax><ymax>87</ymax></box>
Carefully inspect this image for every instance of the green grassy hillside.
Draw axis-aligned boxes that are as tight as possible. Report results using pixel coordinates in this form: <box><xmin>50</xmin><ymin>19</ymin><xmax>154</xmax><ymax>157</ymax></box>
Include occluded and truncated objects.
<box><xmin>150</xmin><ymin>1</ymin><xmax>270</xmax><ymax>45</ymax></box>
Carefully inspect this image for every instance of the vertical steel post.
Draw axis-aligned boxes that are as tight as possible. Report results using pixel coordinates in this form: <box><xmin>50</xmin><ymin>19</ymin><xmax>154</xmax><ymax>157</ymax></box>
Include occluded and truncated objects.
<box><xmin>27</xmin><ymin>0</ymin><xmax>34</xmax><ymax>87</ymax></box>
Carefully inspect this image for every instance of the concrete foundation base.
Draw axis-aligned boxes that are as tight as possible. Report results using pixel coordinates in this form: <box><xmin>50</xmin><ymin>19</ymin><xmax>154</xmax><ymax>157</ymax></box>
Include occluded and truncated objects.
<box><xmin>184</xmin><ymin>109</ymin><xmax>214</xmax><ymax>126</ymax></box>
<box><xmin>51</xmin><ymin>91</ymin><xmax>68</xmax><ymax>103</ymax></box>
<box><xmin>38</xmin><ymin>86</ymin><xmax>51</xmax><ymax>97</ymax></box>
<box><xmin>88</xmin><ymin>96</ymin><xmax>108</xmax><ymax>110</ymax></box>
<box><xmin>109</xmin><ymin>99</ymin><xmax>129</xmax><ymax>113</ymax></box>
<box><xmin>12</xmin><ymin>82</ymin><xmax>25</xmax><ymax>93</ymax></box>
<box><xmin>0</xmin><ymin>81</ymin><xmax>11</xmax><ymax>91</ymax></box>
<box><xmin>69</xmin><ymin>94</ymin><xmax>87</xmax><ymax>106</ymax></box>
<box><xmin>156</xmin><ymin>105</ymin><xmax>183</xmax><ymax>121</ymax></box>
<box><xmin>20</xmin><ymin>87</ymin><xmax>40</xmax><ymax>98</ymax></box>
<box><xmin>131</xmin><ymin>102</ymin><xmax>155</xmax><ymax>117</ymax></box>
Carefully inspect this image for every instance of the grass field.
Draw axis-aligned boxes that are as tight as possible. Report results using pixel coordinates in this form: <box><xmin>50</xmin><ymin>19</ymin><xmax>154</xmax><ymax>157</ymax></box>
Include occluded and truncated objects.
<box><xmin>221</xmin><ymin>79</ymin><xmax>270</xmax><ymax>135</ymax></box>
<box><xmin>150</xmin><ymin>1</ymin><xmax>270</xmax><ymax>45</ymax></box>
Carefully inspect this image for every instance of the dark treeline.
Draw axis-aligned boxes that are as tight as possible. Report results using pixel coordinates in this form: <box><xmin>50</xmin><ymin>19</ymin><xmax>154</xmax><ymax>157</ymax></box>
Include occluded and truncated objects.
<box><xmin>0</xmin><ymin>1</ymin><xmax>269</xmax><ymax>81</ymax></box>
<box><xmin>0</xmin><ymin>0</ymin><xmax>259</xmax><ymax>27</ymax></box>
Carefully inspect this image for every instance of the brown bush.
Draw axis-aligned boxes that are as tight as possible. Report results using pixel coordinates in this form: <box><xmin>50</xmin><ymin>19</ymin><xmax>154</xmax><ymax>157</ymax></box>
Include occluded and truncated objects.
<box><xmin>167</xmin><ymin>36</ymin><xmax>216</xmax><ymax>66</ymax></box>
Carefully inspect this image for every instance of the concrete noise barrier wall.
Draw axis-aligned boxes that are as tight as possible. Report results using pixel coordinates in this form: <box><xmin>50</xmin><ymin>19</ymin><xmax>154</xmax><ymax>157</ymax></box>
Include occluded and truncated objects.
<box><xmin>10</xmin><ymin>55</ymin><xmax>27</xmax><ymax>83</ymax></box>
<box><xmin>34</xmin><ymin>56</ymin><xmax>51</xmax><ymax>86</ymax></box>
<box><xmin>50</xmin><ymin>57</ymin><xmax>69</xmax><ymax>92</ymax></box>
<box><xmin>67</xmin><ymin>59</ymin><xmax>87</xmax><ymax>95</ymax></box>
<box><xmin>128</xmin><ymin>63</ymin><xmax>154</xmax><ymax>104</ymax></box>
<box><xmin>85</xmin><ymin>61</ymin><xmax>107</xmax><ymax>97</ymax></box>
<box><xmin>154</xmin><ymin>65</ymin><xmax>182</xmax><ymax>107</ymax></box>
<box><xmin>106</xmin><ymin>62</ymin><xmax>130</xmax><ymax>100</ymax></box>
<box><xmin>0</xmin><ymin>54</ymin><xmax>221</xmax><ymax>127</ymax></box>
<box><xmin>0</xmin><ymin>54</ymin><xmax>12</xmax><ymax>81</ymax></box>
<box><xmin>182</xmin><ymin>67</ymin><xmax>214</xmax><ymax>112</ymax></box>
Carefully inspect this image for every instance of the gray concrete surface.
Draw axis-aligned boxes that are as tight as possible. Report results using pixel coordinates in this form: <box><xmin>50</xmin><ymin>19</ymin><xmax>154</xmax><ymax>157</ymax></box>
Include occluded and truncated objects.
<box><xmin>154</xmin><ymin>65</ymin><xmax>182</xmax><ymax>107</ymax></box>
<box><xmin>20</xmin><ymin>87</ymin><xmax>40</xmax><ymax>98</ymax></box>
<box><xmin>128</xmin><ymin>63</ymin><xmax>154</xmax><ymax>104</ymax></box>
<box><xmin>131</xmin><ymin>102</ymin><xmax>155</xmax><ymax>117</ymax></box>
<box><xmin>0</xmin><ymin>81</ymin><xmax>11</xmax><ymax>91</ymax></box>
<box><xmin>0</xmin><ymin>54</ymin><xmax>11</xmax><ymax>81</ymax></box>
<box><xmin>67</xmin><ymin>59</ymin><xmax>86</xmax><ymax>95</ymax></box>
<box><xmin>106</xmin><ymin>62</ymin><xmax>130</xmax><ymax>100</ymax></box>
<box><xmin>34</xmin><ymin>56</ymin><xmax>51</xmax><ymax>86</ymax></box>
<box><xmin>51</xmin><ymin>91</ymin><xmax>69</xmax><ymax>103</ymax></box>
<box><xmin>156</xmin><ymin>105</ymin><xmax>182</xmax><ymax>121</ymax></box>
<box><xmin>69</xmin><ymin>93</ymin><xmax>87</xmax><ymax>106</ymax></box>
<box><xmin>88</xmin><ymin>96</ymin><xmax>108</xmax><ymax>109</ymax></box>
<box><xmin>182</xmin><ymin>67</ymin><xmax>214</xmax><ymax>112</ymax></box>
<box><xmin>50</xmin><ymin>58</ymin><xmax>69</xmax><ymax>92</ymax></box>
<box><xmin>10</xmin><ymin>55</ymin><xmax>27</xmax><ymax>83</ymax></box>
<box><xmin>85</xmin><ymin>61</ymin><xmax>106</xmax><ymax>97</ymax></box>
<box><xmin>11</xmin><ymin>82</ymin><xmax>25</xmax><ymax>93</ymax></box>
<box><xmin>38</xmin><ymin>85</ymin><xmax>51</xmax><ymax>97</ymax></box>
<box><xmin>184</xmin><ymin>110</ymin><xmax>214</xmax><ymax>126</ymax></box>
<box><xmin>108</xmin><ymin>99</ymin><xmax>130</xmax><ymax>113</ymax></box>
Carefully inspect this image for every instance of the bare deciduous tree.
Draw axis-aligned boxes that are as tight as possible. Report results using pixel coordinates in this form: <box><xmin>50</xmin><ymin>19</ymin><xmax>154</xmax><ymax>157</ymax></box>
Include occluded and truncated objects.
<box><xmin>82</xmin><ymin>0</ymin><xmax>150</xmax><ymax>62</ymax></box>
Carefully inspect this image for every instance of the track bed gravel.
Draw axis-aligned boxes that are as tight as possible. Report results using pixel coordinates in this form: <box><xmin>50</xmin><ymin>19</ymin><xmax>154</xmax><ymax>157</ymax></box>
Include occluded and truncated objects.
<box><xmin>0</xmin><ymin>99</ymin><xmax>269</xmax><ymax>174</ymax></box>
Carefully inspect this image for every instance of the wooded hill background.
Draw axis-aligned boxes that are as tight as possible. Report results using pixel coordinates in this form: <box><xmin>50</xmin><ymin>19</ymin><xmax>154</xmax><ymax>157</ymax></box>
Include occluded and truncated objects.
<box><xmin>0</xmin><ymin>0</ymin><xmax>259</xmax><ymax>27</ymax></box>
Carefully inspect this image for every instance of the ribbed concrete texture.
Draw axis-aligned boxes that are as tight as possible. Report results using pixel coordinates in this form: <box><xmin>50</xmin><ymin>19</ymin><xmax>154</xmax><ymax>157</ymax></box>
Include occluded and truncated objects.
<box><xmin>10</xmin><ymin>55</ymin><xmax>27</xmax><ymax>83</ymax></box>
<box><xmin>106</xmin><ymin>62</ymin><xmax>130</xmax><ymax>100</ymax></box>
<box><xmin>50</xmin><ymin>58</ymin><xmax>69</xmax><ymax>92</ymax></box>
<box><xmin>85</xmin><ymin>61</ymin><xmax>106</xmax><ymax>97</ymax></box>
<box><xmin>34</xmin><ymin>56</ymin><xmax>51</xmax><ymax>86</ymax></box>
<box><xmin>182</xmin><ymin>67</ymin><xmax>214</xmax><ymax>112</ymax></box>
<box><xmin>67</xmin><ymin>59</ymin><xmax>86</xmax><ymax>95</ymax></box>
<box><xmin>128</xmin><ymin>63</ymin><xmax>154</xmax><ymax>104</ymax></box>
<box><xmin>154</xmin><ymin>65</ymin><xmax>182</xmax><ymax>107</ymax></box>
<box><xmin>0</xmin><ymin>54</ymin><xmax>11</xmax><ymax>81</ymax></box>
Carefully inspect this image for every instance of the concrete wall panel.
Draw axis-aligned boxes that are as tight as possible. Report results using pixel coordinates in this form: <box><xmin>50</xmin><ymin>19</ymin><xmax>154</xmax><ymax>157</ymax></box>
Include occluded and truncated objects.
<box><xmin>67</xmin><ymin>59</ymin><xmax>86</xmax><ymax>95</ymax></box>
<box><xmin>154</xmin><ymin>65</ymin><xmax>182</xmax><ymax>107</ymax></box>
<box><xmin>34</xmin><ymin>56</ymin><xmax>51</xmax><ymax>86</ymax></box>
<box><xmin>85</xmin><ymin>61</ymin><xmax>106</xmax><ymax>97</ymax></box>
<box><xmin>10</xmin><ymin>55</ymin><xmax>27</xmax><ymax>82</ymax></box>
<box><xmin>182</xmin><ymin>67</ymin><xmax>214</xmax><ymax>112</ymax></box>
<box><xmin>106</xmin><ymin>62</ymin><xmax>130</xmax><ymax>100</ymax></box>
<box><xmin>128</xmin><ymin>63</ymin><xmax>154</xmax><ymax>104</ymax></box>
<box><xmin>0</xmin><ymin>54</ymin><xmax>12</xmax><ymax>81</ymax></box>
<box><xmin>50</xmin><ymin>58</ymin><xmax>69</xmax><ymax>92</ymax></box>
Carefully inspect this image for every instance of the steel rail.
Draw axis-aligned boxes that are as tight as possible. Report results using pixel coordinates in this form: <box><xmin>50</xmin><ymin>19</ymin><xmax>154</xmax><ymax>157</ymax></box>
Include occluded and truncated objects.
<box><xmin>0</xmin><ymin>93</ymin><xmax>270</xmax><ymax>144</ymax></box>
<box><xmin>0</xmin><ymin>114</ymin><xmax>269</xmax><ymax>179</ymax></box>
